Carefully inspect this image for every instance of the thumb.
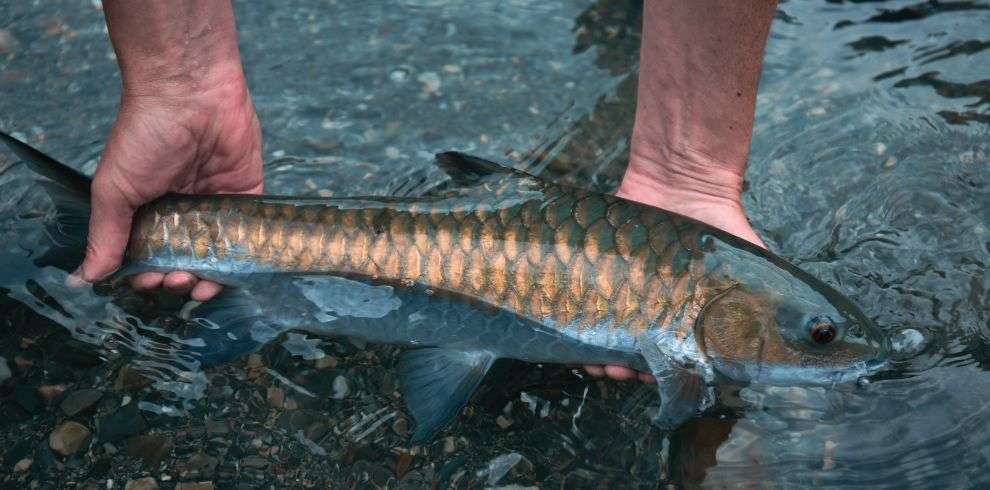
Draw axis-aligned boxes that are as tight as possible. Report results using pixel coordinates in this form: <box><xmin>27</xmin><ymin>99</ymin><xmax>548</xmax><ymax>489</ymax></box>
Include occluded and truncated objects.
<box><xmin>81</xmin><ymin>172</ymin><xmax>139</xmax><ymax>282</ymax></box>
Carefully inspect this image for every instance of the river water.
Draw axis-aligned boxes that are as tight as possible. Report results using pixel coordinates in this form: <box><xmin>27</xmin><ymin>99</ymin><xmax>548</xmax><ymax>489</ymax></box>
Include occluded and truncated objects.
<box><xmin>0</xmin><ymin>0</ymin><xmax>988</xmax><ymax>487</ymax></box>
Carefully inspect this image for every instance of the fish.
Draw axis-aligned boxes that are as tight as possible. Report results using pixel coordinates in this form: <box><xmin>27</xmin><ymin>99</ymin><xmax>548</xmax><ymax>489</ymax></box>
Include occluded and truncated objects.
<box><xmin>0</xmin><ymin>131</ymin><xmax>888</xmax><ymax>442</ymax></box>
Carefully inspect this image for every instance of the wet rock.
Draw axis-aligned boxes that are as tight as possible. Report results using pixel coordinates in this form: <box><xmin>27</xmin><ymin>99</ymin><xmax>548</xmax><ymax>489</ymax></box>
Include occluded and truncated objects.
<box><xmin>60</xmin><ymin>389</ymin><xmax>104</xmax><ymax>416</ymax></box>
<box><xmin>391</xmin><ymin>417</ymin><xmax>409</xmax><ymax>436</ymax></box>
<box><xmin>314</xmin><ymin>355</ymin><xmax>339</xmax><ymax>369</ymax></box>
<box><xmin>13</xmin><ymin>458</ymin><xmax>32</xmax><ymax>473</ymax></box>
<box><xmin>126</xmin><ymin>434</ymin><xmax>172</xmax><ymax>467</ymax></box>
<box><xmin>495</xmin><ymin>415</ymin><xmax>514</xmax><ymax>429</ymax></box>
<box><xmin>442</xmin><ymin>436</ymin><xmax>457</xmax><ymax>454</ymax></box>
<box><xmin>124</xmin><ymin>477</ymin><xmax>158</xmax><ymax>490</ymax></box>
<box><xmin>352</xmin><ymin>460</ymin><xmax>393</xmax><ymax>487</ymax></box>
<box><xmin>240</xmin><ymin>455</ymin><xmax>269</xmax><ymax>469</ymax></box>
<box><xmin>50</xmin><ymin>421</ymin><xmax>92</xmax><ymax>456</ymax></box>
<box><xmin>114</xmin><ymin>364</ymin><xmax>152</xmax><ymax>391</ymax></box>
<box><xmin>331</xmin><ymin>375</ymin><xmax>349</xmax><ymax>399</ymax></box>
<box><xmin>178</xmin><ymin>453</ymin><xmax>219</xmax><ymax>479</ymax></box>
<box><xmin>37</xmin><ymin>384</ymin><xmax>69</xmax><ymax>405</ymax></box>
<box><xmin>266</xmin><ymin>386</ymin><xmax>284</xmax><ymax>408</ymax></box>
<box><xmin>0</xmin><ymin>29</ymin><xmax>18</xmax><ymax>54</ymax></box>
<box><xmin>175</xmin><ymin>483</ymin><xmax>215</xmax><ymax>490</ymax></box>
<box><xmin>13</xmin><ymin>355</ymin><xmax>33</xmax><ymax>370</ymax></box>
<box><xmin>13</xmin><ymin>384</ymin><xmax>42</xmax><ymax>413</ymax></box>
<box><xmin>205</xmin><ymin>419</ymin><xmax>230</xmax><ymax>436</ymax></box>
<box><xmin>417</xmin><ymin>71</ymin><xmax>442</xmax><ymax>93</ymax></box>
<box><xmin>98</xmin><ymin>403</ymin><xmax>147</xmax><ymax>443</ymax></box>
<box><xmin>0</xmin><ymin>356</ymin><xmax>10</xmax><ymax>383</ymax></box>
<box><xmin>304</xmin><ymin>422</ymin><xmax>329</xmax><ymax>442</ymax></box>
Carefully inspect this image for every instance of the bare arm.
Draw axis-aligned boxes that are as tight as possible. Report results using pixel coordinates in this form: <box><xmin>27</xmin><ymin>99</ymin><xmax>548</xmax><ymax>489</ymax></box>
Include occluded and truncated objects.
<box><xmin>618</xmin><ymin>0</ymin><xmax>776</xmax><ymax>247</ymax></box>
<box><xmin>82</xmin><ymin>1</ymin><xmax>262</xmax><ymax>301</ymax></box>
<box><xmin>588</xmin><ymin>0</ymin><xmax>777</xmax><ymax>382</ymax></box>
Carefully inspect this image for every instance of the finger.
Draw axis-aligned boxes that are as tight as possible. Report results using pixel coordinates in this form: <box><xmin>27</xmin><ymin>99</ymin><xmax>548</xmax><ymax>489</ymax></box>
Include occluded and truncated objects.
<box><xmin>604</xmin><ymin>365</ymin><xmax>638</xmax><ymax>381</ymax></box>
<box><xmin>82</xmin><ymin>171</ymin><xmax>138</xmax><ymax>282</ymax></box>
<box><xmin>583</xmin><ymin>365</ymin><xmax>606</xmax><ymax>378</ymax></box>
<box><xmin>638</xmin><ymin>372</ymin><xmax>657</xmax><ymax>384</ymax></box>
<box><xmin>163</xmin><ymin>272</ymin><xmax>198</xmax><ymax>295</ymax></box>
<box><xmin>191</xmin><ymin>280</ymin><xmax>224</xmax><ymax>302</ymax></box>
<box><xmin>130</xmin><ymin>272</ymin><xmax>164</xmax><ymax>291</ymax></box>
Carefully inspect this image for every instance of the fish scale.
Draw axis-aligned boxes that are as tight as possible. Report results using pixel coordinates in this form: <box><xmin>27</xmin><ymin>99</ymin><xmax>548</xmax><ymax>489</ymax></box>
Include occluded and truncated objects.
<box><xmin>128</xmin><ymin>183</ymin><xmax>708</xmax><ymax>339</ymax></box>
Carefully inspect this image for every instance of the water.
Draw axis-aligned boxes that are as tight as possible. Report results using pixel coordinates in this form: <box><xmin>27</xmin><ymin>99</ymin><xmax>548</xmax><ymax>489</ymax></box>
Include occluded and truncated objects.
<box><xmin>0</xmin><ymin>0</ymin><xmax>988</xmax><ymax>487</ymax></box>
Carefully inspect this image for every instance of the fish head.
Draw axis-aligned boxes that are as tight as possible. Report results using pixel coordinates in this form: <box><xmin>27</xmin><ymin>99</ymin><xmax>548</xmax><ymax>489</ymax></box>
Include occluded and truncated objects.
<box><xmin>695</xmin><ymin>236</ymin><xmax>888</xmax><ymax>386</ymax></box>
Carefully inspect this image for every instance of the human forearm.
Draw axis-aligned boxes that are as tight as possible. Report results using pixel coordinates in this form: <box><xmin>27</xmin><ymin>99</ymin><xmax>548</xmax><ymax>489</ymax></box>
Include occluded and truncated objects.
<box><xmin>102</xmin><ymin>0</ymin><xmax>245</xmax><ymax>96</ymax></box>
<box><xmin>619</xmin><ymin>0</ymin><xmax>777</xmax><ymax>245</ymax></box>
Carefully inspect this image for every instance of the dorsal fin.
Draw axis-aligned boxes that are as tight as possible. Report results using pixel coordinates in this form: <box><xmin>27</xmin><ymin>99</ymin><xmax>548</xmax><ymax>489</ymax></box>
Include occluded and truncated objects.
<box><xmin>0</xmin><ymin>131</ymin><xmax>91</xmax><ymax>195</ymax></box>
<box><xmin>434</xmin><ymin>152</ymin><xmax>529</xmax><ymax>186</ymax></box>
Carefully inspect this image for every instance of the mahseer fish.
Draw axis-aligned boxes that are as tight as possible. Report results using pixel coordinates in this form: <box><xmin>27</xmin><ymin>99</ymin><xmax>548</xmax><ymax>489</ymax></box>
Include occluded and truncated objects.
<box><xmin>0</xmin><ymin>132</ymin><xmax>888</xmax><ymax>442</ymax></box>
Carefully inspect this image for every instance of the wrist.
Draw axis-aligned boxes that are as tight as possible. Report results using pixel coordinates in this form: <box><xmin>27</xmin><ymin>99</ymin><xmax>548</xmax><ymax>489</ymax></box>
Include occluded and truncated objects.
<box><xmin>618</xmin><ymin>149</ymin><xmax>765</xmax><ymax>247</ymax></box>
<box><xmin>623</xmin><ymin>141</ymin><xmax>746</xmax><ymax>207</ymax></box>
<box><xmin>120</xmin><ymin>60</ymin><xmax>250</xmax><ymax>104</ymax></box>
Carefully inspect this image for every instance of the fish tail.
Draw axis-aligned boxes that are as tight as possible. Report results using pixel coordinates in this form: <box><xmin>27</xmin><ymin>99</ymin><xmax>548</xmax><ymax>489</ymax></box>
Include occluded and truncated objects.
<box><xmin>0</xmin><ymin>131</ymin><xmax>91</xmax><ymax>270</ymax></box>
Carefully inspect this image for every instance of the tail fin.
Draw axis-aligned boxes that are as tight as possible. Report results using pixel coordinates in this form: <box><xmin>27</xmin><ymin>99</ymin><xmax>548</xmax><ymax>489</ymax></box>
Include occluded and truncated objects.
<box><xmin>0</xmin><ymin>131</ymin><xmax>91</xmax><ymax>269</ymax></box>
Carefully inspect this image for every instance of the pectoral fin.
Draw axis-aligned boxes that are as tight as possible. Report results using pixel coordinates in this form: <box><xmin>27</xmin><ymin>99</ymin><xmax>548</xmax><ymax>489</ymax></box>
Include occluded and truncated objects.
<box><xmin>639</xmin><ymin>333</ymin><xmax>713</xmax><ymax>429</ymax></box>
<box><xmin>397</xmin><ymin>348</ymin><xmax>496</xmax><ymax>443</ymax></box>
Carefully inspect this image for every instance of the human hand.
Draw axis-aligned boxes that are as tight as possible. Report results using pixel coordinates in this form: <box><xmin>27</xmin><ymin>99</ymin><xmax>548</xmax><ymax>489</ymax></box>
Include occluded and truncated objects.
<box><xmin>80</xmin><ymin>1</ymin><xmax>262</xmax><ymax>301</ymax></box>
<box><xmin>581</xmin><ymin>0</ymin><xmax>775</xmax><ymax>384</ymax></box>
<box><xmin>581</xmin><ymin>152</ymin><xmax>766</xmax><ymax>384</ymax></box>
<box><xmin>80</xmin><ymin>67</ymin><xmax>263</xmax><ymax>301</ymax></box>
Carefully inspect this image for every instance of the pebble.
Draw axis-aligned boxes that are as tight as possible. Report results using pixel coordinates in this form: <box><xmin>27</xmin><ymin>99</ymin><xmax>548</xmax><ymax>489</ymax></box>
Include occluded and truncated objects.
<box><xmin>13</xmin><ymin>458</ymin><xmax>33</xmax><ymax>473</ymax></box>
<box><xmin>495</xmin><ymin>415</ymin><xmax>514</xmax><ymax>430</ymax></box>
<box><xmin>206</xmin><ymin>419</ymin><xmax>230</xmax><ymax>436</ymax></box>
<box><xmin>0</xmin><ymin>356</ymin><xmax>10</xmax><ymax>383</ymax></box>
<box><xmin>314</xmin><ymin>355</ymin><xmax>339</xmax><ymax>369</ymax></box>
<box><xmin>114</xmin><ymin>364</ymin><xmax>152</xmax><ymax>391</ymax></box>
<box><xmin>442</xmin><ymin>436</ymin><xmax>457</xmax><ymax>454</ymax></box>
<box><xmin>50</xmin><ymin>421</ymin><xmax>92</xmax><ymax>456</ymax></box>
<box><xmin>331</xmin><ymin>375</ymin><xmax>349</xmax><ymax>399</ymax></box>
<box><xmin>391</xmin><ymin>417</ymin><xmax>409</xmax><ymax>436</ymax></box>
<box><xmin>240</xmin><ymin>455</ymin><xmax>269</xmax><ymax>469</ymax></box>
<box><xmin>417</xmin><ymin>72</ymin><xmax>442</xmax><ymax>93</ymax></box>
<box><xmin>178</xmin><ymin>453</ymin><xmax>219</xmax><ymax>479</ymax></box>
<box><xmin>37</xmin><ymin>384</ymin><xmax>69</xmax><ymax>405</ymax></box>
<box><xmin>266</xmin><ymin>387</ymin><xmax>285</xmax><ymax>408</ymax></box>
<box><xmin>388</xmin><ymin>67</ymin><xmax>410</xmax><ymax>83</ymax></box>
<box><xmin>0</xmin><ymin>29</ymin><xmax>17</xmax><ymax>54</ymax></box>
<box><xmin>175</xmin><ymin>484</ymin><xmax>215</xmax><ymax>490</ymax></box>
<box><xmin>99</xmin><ymin>403</ymin><xmax>148</xmax><ymax>443</ymax></box>
<box><xmin>883</xmin><ymin>156</ymin><xmax>897</xmax><ymax>168</ymax></box>
<box><xmin>60</xmin><ymin>389</ymin><xmax>104</xmax><ymax>416</ymax></box>
<box><xmin>124</xmin><ymin>477</ymin><xmax>158</xmax><ymax>490</ymax></box>
<box><xmin>125</xmin><ymin>434</ymin><xmax>172</xmax><ymax>467</ymax></box>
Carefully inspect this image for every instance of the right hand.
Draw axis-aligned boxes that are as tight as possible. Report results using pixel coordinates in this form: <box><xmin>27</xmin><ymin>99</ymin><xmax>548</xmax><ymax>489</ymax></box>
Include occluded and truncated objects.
<box><xmin>80</xmin><ymin>66</ymin><xmax>264</xmax><ymax>302</ymax></box>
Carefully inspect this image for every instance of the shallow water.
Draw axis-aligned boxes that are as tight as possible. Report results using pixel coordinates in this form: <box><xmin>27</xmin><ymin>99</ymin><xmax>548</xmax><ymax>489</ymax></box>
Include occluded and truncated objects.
<box><xmin>1</xmin><ymin>0</ymin><xmax>988</xmax><ymax>487</ymax></box>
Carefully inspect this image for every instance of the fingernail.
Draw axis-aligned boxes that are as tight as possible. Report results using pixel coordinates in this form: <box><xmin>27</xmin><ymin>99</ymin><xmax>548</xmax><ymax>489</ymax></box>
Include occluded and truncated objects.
<box><xmin>65</xmin><ymin>267</ymin><xmax>90</xmax><ymax>288</ymax></box>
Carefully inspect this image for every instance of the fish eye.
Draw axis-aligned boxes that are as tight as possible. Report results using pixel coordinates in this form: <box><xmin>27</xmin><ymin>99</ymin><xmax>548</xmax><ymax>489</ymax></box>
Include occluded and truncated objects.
<box><xmin>809</xmin><ymin>315</ymin><xmax>837</xmax><ymax>345</ymax></box>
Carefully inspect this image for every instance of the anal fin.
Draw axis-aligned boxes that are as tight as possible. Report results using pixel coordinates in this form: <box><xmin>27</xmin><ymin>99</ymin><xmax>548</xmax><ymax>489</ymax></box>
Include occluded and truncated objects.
<box><xmin>397</xmin><ymin>348</ymin><xmax>496</xmax><ymax>443</ymax></box>
<box><xmin>184</xmin><ymin>288</ymin><xmax>285</xmax><ymax>365</ymax></box>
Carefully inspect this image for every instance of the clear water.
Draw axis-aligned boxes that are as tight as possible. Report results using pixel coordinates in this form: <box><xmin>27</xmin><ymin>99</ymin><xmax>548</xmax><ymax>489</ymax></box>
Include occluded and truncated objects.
<box><xmin>1</xmin><ymin>0</ymin><xmax>988</xmax><ymax>487</ymax></box>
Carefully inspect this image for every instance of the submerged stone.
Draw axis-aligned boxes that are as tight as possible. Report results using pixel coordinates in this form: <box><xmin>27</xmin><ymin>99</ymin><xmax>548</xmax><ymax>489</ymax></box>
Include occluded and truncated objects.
<box><xmin>50</xmin><ymin>421</ymin><xmax>92</xmax><ymax>456</ymax></box>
